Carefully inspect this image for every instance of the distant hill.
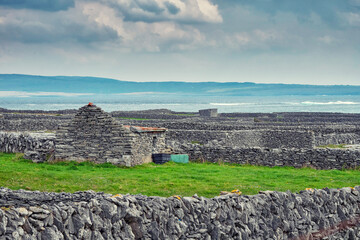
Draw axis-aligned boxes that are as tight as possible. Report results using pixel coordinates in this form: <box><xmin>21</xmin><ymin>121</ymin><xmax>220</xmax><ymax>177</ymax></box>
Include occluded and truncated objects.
<box><xmin>1</xmin><ymin>74</ymin><xmax>360</xmax><ymax>96</ymax></box>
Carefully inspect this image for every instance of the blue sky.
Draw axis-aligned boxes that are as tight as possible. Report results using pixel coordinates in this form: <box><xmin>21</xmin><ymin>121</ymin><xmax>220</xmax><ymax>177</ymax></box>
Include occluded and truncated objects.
<box><xmin>0</xmin><ymin>0</ymin><xmax>359</xmax><ymax>85</ymax></box>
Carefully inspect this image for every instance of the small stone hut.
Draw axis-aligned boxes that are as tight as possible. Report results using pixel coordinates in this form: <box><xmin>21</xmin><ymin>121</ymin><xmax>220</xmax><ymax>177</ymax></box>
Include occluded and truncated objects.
<box><xmin>55</xmin><ymin>103</ymin><xmax>166</xmax><ymax>166</ymax></box>
<box><xmin>199</xmin><ymin>108</ymin><xmax>218</xmax><ymax>118</ymax></box>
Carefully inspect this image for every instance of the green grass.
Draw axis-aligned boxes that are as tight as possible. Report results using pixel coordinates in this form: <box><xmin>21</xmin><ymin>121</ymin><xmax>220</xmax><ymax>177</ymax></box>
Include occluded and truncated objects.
<box><xmin>167</xmin><ymin>113</ymin><xmax>195</xmax><ymax>116</ymax></box>
<box><xmin>0</xmin><ymin>153</ymin><xmax>359</xmax><ymax>198</ymax></box>
<box><xmin>317</xmin><ymin>144</ymin><xmax>347</xmax><ymax>149</ymax></box>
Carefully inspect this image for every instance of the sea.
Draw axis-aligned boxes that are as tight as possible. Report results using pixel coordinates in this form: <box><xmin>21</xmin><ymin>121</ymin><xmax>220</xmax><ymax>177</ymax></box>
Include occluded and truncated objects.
<box><xmin>1</xmin><ymin>94</ymin><xmax>360</xmax><ymax>113</ymax></box>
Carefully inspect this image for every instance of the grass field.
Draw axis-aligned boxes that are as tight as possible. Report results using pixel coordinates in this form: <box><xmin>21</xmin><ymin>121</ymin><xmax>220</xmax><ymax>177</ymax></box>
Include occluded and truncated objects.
<box><xmin>1</xmin><ymin>153</ymin><xmax>359</xmax><ymax>198</ymax></box>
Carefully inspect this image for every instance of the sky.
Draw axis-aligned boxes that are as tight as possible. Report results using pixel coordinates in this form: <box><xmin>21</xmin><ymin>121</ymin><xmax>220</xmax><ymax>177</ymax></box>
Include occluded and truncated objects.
<box><xmin>0</xmin><ymin>0</ymin><xmax>360</xmax><ymax>85</ymax></box>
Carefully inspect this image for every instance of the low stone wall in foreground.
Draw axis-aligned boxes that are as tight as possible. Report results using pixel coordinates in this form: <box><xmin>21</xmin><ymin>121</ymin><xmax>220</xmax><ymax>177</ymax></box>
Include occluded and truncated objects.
<box><xmin>0</xmin><ymin>187</ymin><xmax>359</xmax><ymax>239</ymax></box>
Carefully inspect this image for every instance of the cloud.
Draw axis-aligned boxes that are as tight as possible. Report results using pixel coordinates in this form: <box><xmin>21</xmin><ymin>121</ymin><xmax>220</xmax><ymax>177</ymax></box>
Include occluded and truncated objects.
<box><xmin>0</xmin><ymin>0</ymin><xmax>75</xmax><ymax>11</ymax></box>
<box><xmin>164</xmin><ymin>1</ymin><xmax>180</xmax><ymax>15</ymax></box>
<box><xmin>102</xmin><ymin>0</ymin><xmax>222</xmax><ymax>23</ymax></box>
<box><xmin>220</xmin><ymin>0</ymin><xmax>360</xmax><ymax>27</ymax></box>
<box><xmin>0</xmin><ymin>0</ymin><xmax>359</xmax><ymax>66</ymax></box>
<box><xmin>81</xmin><ymin>1</ymin><xmax>207</xmax><ymax>51</ymax></box>
<box><xmin>210</xmin><ymin>0</ymin><xmax>360</xmax><ymax>52</ymax></box>
<box><xmin>220</xmin><ymin>29</ymin><xmax>283</xmax><ymax>50</ymax></box>
<box><xmin>0</xmin><ymin>0</ymin><xmax>218</xmax><ymax>51</ymax></box>
<box><xmin>344</xmin><ymin>12</ymin><xmax>360</xmax><ymax>26</ymax></box>
<box><xmin>317</xmin><ymin>35</ymin><xmax>335</xmax><ymax>44</ymax></box>
<box><xmin>0</xmin><ymin>5</ymin><xmax>118</xmax><ymax>44</ymax></box>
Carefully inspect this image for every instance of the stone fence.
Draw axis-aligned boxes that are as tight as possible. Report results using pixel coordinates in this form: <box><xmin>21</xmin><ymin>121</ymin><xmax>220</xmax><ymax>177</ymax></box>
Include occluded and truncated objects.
<box><xmin>1</xmin><ymin>130</ymin><xmax>360</xmax><ymax>169</ymax></box>
<box><xmin>0</xmin><ymin>132</ymin><xmax>55</xmax><ymax>154</ymax></box>
<box><xmin>221</xmin><ymin>112</ymin><xmax>360</xmax><ymax>123</ymax></box>
<box><xmin>111</xmin><ymin>112</ymin><xmax>194</xmax><ymax>120</ymax></box>
<box><xmin>167</xmin><ymin>129</ymin><xmax>315</xmax><ymax>149</ymax></box>
<box><xmin>0</xmin><ymin>119</ymin><xmax>63</xmax><ymax>132</ymax></box>
<box><xmin>315</xmin><ymin>133</ymin><xmax>360</xmax><ymax>146</ymax></box>
<box><xmin>0</xmin><ymin>187</ymin><xmax>359</xmax><ymax>239</ymax></box>
<box><xmin>169</xmin><ymin>143</ymin><xmax>360</xmax><ymax>170</ymax></box>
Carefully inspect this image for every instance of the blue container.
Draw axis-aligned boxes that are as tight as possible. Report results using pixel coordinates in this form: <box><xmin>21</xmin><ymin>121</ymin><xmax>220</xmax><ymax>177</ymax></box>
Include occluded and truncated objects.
<box><xmin>152</xmin><ymin>154</ymin><xmax>171</xmax><ymax>164</ymax></box>
<box><xmin>170</xmin><ymin>154</ymin><xmax>189</xmax><ymax>163</ymax></box>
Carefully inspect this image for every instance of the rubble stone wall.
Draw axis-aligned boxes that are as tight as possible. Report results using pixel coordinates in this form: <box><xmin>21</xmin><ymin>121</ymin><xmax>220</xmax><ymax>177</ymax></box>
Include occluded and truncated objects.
<box><xmin>1</xmin><ymin>130</ymin><xmax>359</xmax><ymax>169</ymax></box>
<box><xmin>0</xmin><ymin>187</ymin><xmax>359</xmax><ymax>239</ymax></box>
<box><xmin>167</xmin><ymin>129</ymin><xmax>314</xmax><ymax>149</ymax></box>
<box><xmin>0</xmin><ymin>132</ymin><xmax>55</xmax><ymax>154</ymax></box>
<box><xmin>169</xmin><ymin>143</ymin><xmax>360</xmax><ymax>170</ymax></box>
<box><xmin>314</xmin><ymin>133</ymin><xmax>360</xmax><ymax>146</ymax></box>
<box><xmin>0</xmin><ymin>119</ymin><xmax>64</xmax><ymax>131</ymax></box>
<box><xmin>131</xmin><ymin>132</ymin><xmax>167</xmax><ymax>165</ymax></box>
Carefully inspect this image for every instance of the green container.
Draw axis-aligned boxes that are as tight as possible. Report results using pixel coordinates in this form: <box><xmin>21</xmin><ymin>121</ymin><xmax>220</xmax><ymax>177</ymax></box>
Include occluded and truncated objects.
<box><xmin>170</xmin><ymin>154</ymin><xmax>189</xmax><ymax>163</ymax></box>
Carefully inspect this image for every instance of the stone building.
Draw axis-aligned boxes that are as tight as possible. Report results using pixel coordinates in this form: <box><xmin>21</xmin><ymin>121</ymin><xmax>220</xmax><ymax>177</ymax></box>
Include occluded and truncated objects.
<box><xmin>199</xmin><ymin>108</ymin><xmax>218</xmax><ymax>118</ymax></box>
<box><xmin>55</xmin><ymin>103</ymin><xmax>166</xmax><ymax>166</ymax></box>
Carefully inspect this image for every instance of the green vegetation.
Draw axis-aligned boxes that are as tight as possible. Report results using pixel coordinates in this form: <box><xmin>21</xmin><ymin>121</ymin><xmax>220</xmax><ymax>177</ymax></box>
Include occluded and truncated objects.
<box><xmin>253</xmin><ymin>117</ymin><xmax>261</xmax><ymax>122</ymax></box>
<box><xmin>1</xmin><ymin>153</ymin><xmax>359</xmax><ymax>198</ymax></box>
<box><xmin>117</xmin><ymin>117</ymin><xmax>151</xmax><ymax>121</ymax></box>
<box><xmin>168</xmin><ymin>113</ymin><xmax>195</xmax><ymax>116</ymax></box>
<box><xmin>317</xmin><ymin>144</ymin><xmax>347</xmax><ymax>149</ymax></box>
<box><xmin>191</xmin><ymin>140</ymin><xmax>202</xmax><ymax>145</ymax></box>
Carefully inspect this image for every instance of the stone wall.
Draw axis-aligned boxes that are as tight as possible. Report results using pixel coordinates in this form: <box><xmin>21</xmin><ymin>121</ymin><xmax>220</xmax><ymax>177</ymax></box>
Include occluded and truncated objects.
<box><xmin>0</xmin><ymin>132</ymin><xmax>55</xmax><ymax>154</ymax></box>
<box><xmin>169</xmin><ymin>144</ymin><xmax>360</xmax><ymax>170</ymax></box>
<box><xmin>315</xmin><ymin>133</ymin><xmax>360</xmax><ymax>146</ymax></box>
<box><xmin>221</xmin><ymin>112</ymin><xmax>360</xmax><ymax>123</ymax></box>
<box><xmin>131</xmin><ymin>131</ymin><xmax>166</xmax><ymax>165</ymax></box>
<box><xmin>167</xmin><ymin>129</ymin><xmax>314</xmax><ymax>149</ymax></box>
<box><xmin>0</xmin><ymin>187</ymin><xmax>360</xmax><ymax>239</ymax></box>
<box><xmin>111</xmin><ymin>109</ymin><xmax>196</xmax><ymax>120</ymax></box>
<box><xmin>0</xmin><ymin>119</ymin><xmax>64</xmax><ymax>132</ymax></box>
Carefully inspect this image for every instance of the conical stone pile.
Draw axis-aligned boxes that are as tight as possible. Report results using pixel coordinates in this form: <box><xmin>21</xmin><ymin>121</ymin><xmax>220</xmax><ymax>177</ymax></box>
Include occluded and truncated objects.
<box><xmin>55</xmin><ymin>104</ymin><xmax>136</xmax><ymax>166</ymax></box>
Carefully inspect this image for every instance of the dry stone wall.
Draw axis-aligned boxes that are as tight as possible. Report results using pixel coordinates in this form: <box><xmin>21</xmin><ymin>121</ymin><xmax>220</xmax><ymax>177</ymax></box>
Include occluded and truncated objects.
<box><xmin>0</xmin><ymin>132</ymin><xmax>55</xmax><ymax>154</ymax></box>
<box><xmin>0</xmin><ymin>119</ymin><xmax>64</xmax><ymax>132</ymax></box>
<box><xmin>169</xmin><ymin>143</ymin><xmax>360</xmax><ymax>170</ymax></box>
<box><xmin>131</xmin><ymin>131</ymin><xmax>166</xmax><ymax>165</ymax></box>
<box><xmin>167</xmin><ymin>129</ymin><xmax>314</xmax><ymax>149</ymax></box>
<box><xmin>315</xmin><ymin>133</ymin><xmax>360</xmax><ymax>146</ymax></box>
<box><xmin>0</xmin><ymin>187</ymin><xmax>360</xmax><ymax>239</ymax></box>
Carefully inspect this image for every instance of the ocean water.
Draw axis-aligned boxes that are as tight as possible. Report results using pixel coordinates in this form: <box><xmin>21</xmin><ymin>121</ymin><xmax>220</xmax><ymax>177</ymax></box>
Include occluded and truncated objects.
<box><xmin>1</xmin><ymin>94</ymin><xmax>360</xmax><ymax>113</ymax></box>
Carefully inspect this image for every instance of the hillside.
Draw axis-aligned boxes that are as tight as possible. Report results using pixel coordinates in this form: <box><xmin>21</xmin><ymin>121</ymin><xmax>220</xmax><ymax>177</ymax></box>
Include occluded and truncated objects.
<box><xmin>1</xmin><ymin>74</ymin><xmax>360</xmax><ymax>96</ymax></box>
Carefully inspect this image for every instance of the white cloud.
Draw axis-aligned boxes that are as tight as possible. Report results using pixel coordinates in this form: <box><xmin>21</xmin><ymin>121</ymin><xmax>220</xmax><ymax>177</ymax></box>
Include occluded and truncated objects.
<box><xmin>253</xmin><ymin>30</ymin><xmax>278</xmax><ymax>41</ymax></box>
<box><xmin>80</xmin><ymin>1</ymin><xmax>207</xmax><ymax>51</ymax></box>
<box><xmin>222</xmin><ymin>29</ymin><xmax>282</xmax><ymax>50</ymax></box>
<box><xmin>317</xmin><ymin>35</ymin><xmax>335</xmax><ymax>44</ymax></box>
<box><xmin>100</xmin><ymin>0</ymin><xmax>222</xmax><ymax>23</ymax></box>
<box><xmin>81</xmin><ymin>2</ymin><xmax>128</xmax><ymax>39</ymax></box>
<box><xmin>346</xmin><ymin>12</ymin><xmax>360</xmax><ymax>26</ymax></box>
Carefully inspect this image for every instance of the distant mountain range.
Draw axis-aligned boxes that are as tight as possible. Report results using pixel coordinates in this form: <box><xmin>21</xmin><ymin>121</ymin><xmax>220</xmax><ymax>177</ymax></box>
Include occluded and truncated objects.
<box><xmin>1</xmin><ymin>74</ymin><xmax>360</xmax><ymax>96</ymax></box>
